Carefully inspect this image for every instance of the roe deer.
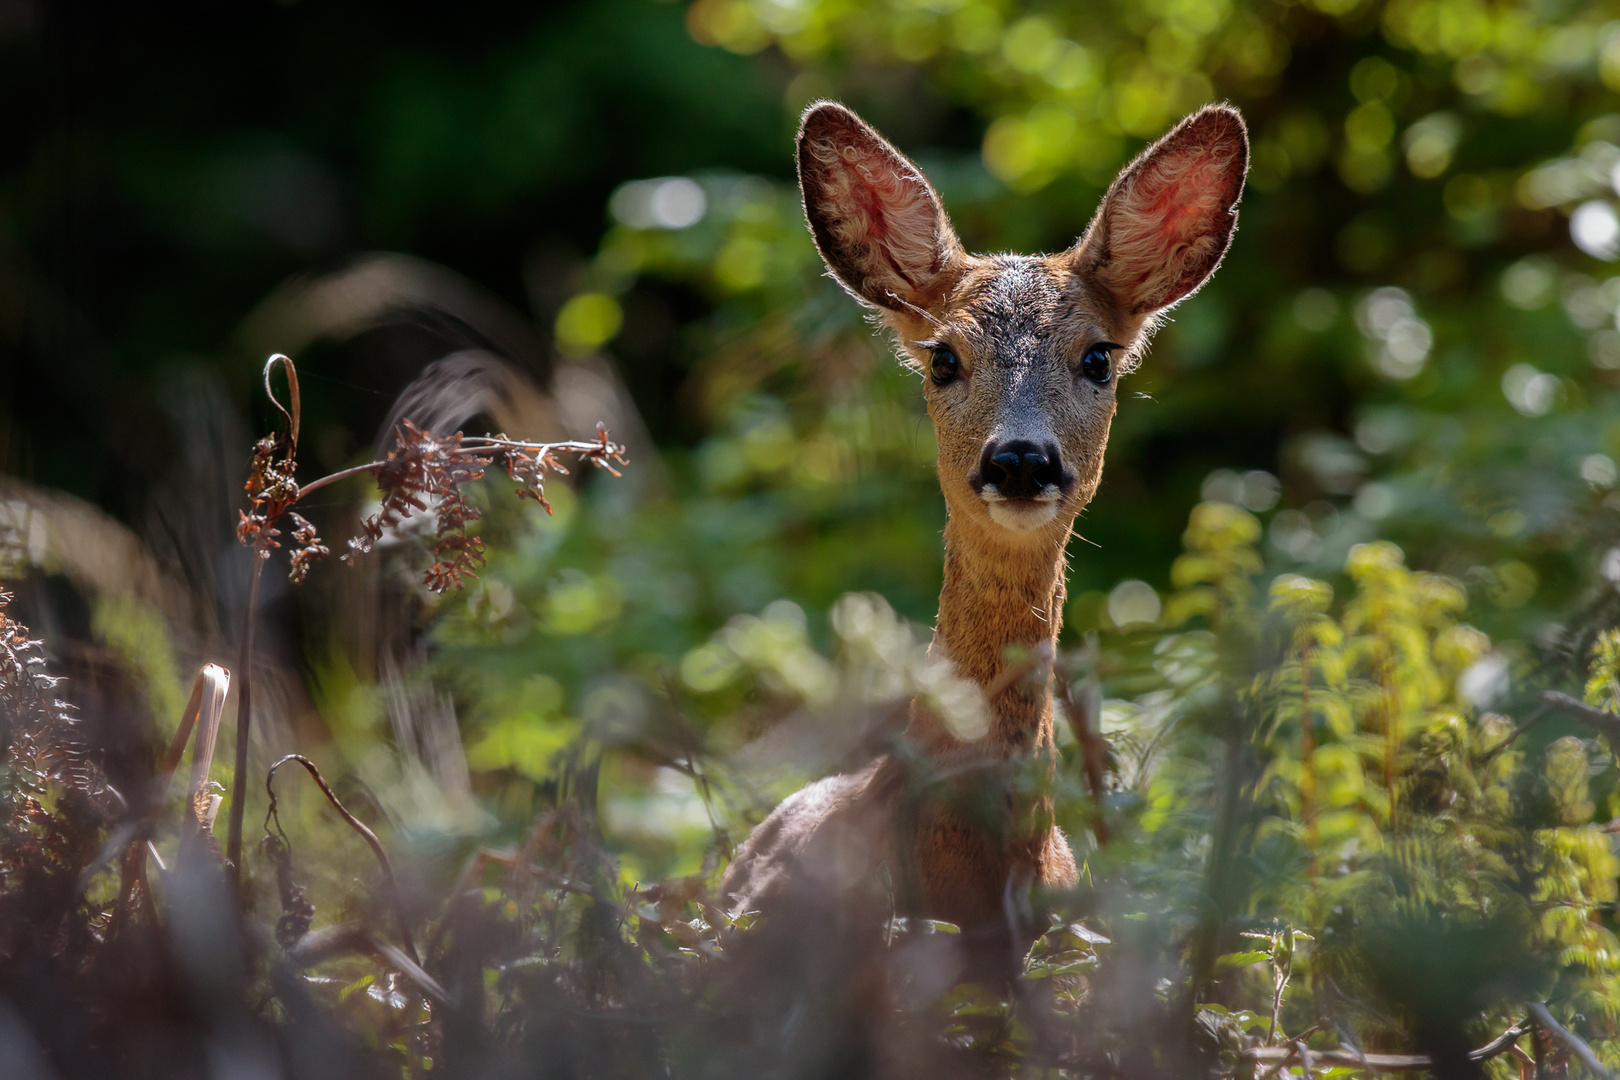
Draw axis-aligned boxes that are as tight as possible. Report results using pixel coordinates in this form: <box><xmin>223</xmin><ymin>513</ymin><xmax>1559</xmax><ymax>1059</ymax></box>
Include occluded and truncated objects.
<box><xmin>721</xmin><ymin>100</ymin><xmax>1248</xmax><ymax>984</ymax></box>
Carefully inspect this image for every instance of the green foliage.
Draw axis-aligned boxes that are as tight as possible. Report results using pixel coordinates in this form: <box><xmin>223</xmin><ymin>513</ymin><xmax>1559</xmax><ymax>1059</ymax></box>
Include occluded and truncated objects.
<box><xmin>1080</xmin><ymin>500</ymin><xmax>1620</xmax><ymax>1062</ymax></box>
<box><xmin>21</xmin><ymin>0</ymin><xmax>1620</xmax><ymax>1073</ymax></box>
<box><xmin>1587</xmin><ymin>629</ymin><xmax>1620</xmax><ymax>713</ymax></box>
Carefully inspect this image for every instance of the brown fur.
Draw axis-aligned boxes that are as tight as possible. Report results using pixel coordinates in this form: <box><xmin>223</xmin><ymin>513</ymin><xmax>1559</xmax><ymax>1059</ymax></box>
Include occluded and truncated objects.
<box><xmin>723</xmin><ymin>100</ymin><xmax>1248</xmax><ymax>983</ymax></box>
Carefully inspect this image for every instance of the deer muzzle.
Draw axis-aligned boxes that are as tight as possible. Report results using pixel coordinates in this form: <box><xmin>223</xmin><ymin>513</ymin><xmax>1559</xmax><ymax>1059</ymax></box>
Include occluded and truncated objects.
<box><xmin>970</xmin><ymin>438</ymin><xmax>1071</xmax><ymax>532</ymax></box>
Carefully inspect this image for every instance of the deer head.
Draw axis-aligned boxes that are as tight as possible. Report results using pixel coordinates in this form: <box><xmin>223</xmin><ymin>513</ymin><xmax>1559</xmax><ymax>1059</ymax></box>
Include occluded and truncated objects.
<box><xmin>798</xmin><ymin>102</ymin><xmax>1248</xmax><ymax>542</ymax></box>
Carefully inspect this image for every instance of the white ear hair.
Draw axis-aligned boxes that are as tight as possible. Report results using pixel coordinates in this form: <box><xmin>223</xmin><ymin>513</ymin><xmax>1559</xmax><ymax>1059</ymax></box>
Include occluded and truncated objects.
<box><xmin>1074</xmin><ymin>105</ymin><xmax>1248</xmax><ymax>315</ymax></box>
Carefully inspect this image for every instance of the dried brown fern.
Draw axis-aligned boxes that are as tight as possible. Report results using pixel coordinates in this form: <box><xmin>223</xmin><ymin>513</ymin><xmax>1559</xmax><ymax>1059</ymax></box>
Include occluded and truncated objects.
<box><xmin>0</xmin><ymin>584</ymin><xmax>119</xmax><ymax>1015</ymax></box>
<box><xmin>227</xmin><ymin>352</ymin><xmax>627</xmax><ymax>898</ymax></box>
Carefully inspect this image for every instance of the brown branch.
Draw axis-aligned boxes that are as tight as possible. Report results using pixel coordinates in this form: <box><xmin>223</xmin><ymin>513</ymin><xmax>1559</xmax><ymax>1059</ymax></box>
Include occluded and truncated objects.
<box><xmin>289</xmin><ymin>460</ymin><xmax>386</xmax><ymax>500</ymax></box>
<box><xmin>368</xmin><ymin>934</ymin><xmax>450</xmax><ymax>1005</ymax></box>
<box><xmin>265</xmin><ymin>754</ymin><xmax>419</xmax><ymax>965</ymax></box>
<box><xmin>1471</xmin><ymin>1019</ymin><xmax>1533</xmax><ymax>1062</ymax></box>
<box><xmin>279</xmin><ymin>923</ymin><xmax>448</xmax><ymax>1005</ymax></box>
<box><xmin>1246</xmin><ymin>1016</ymin><xmax>1535</xmax><ymax>1073</ymax></box>
<box><xmin>1538</xmin><ymin>691</ymin><xmax>1620</xmax><ymax>751</ymax></box>
<box><xmin>1055</xmin><ymin>633</ymin><xmax>1109</xmax><ymax>846</ymax></box>
<box><xmin>1528</xmin><ymin>1002</ymin><xmax>1617</xmax><ymax>1080</ymax></box>
<box><xmin>292</xmin><ymin>437</ymin><xmax>621</xmax><ymax>500</ymax></box>
<box><xmin>1476</xmin><ymin>704</ymin><xmax>1552</xmax><ymax>765</ymax></box>
<box><xmin>983</xmin><ymin>642</ymin><xmax>1049</xmax><ymax>701</ymax></box>
<box><xmin>239</xmin><ymin>354</ymin><xmax>628</xmax><ymax>593</ymax></box>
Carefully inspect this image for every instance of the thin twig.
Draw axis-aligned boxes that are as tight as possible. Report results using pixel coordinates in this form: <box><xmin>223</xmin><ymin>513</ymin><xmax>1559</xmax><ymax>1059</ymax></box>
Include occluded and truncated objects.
<box><xmin>1470</xmin><ymin>1019</ymin><xmax>1532</xmax><ymax>1061</ymax></box>
<box><xmin>1528</xmin><ymin>1002</ymin><xmax>1618</xmax><ymax>1080</ymax></box>
<box><xmin>983</xmin><ymin>642</ymin><xmax>1050</xmax><ymax>701</ymax></box>
<box><xmin>1476</xmin><ymin>704</ymin><xmax>1552</xmax><ymax>765</ymax></box>
<box><xmin>265</xmin><ymin>753</ymin><xmax>419</xmax><ymax>964</ymax></box>
<box><xmin>178</xmin><ymin>666</ymin><xmax>230</xmax><ymax>864</ymax></box>
<box><xmin>1539</xmin><ymin>691</ymin><xmax>1620</xmax><ymax>751</ymax></box>
<box><xmin>292</xmin><ymin>438</ymin><xmax>622</xmax><ymax>501</ymax></box>
<box><xmin>1255</xmin><ymin>1042</ymin><xmax>1300</xmax><ymax>1080</ymax></box>
<box><xmin>369</xmin><ymin>934</ymin><xmax>449</xmax><ymax>1005</ymax></box>
<box><xmin>289</xmin><ymin>461</ymin><xmax>387</xmax><ymax>499</ymax></box>
<box><xmin>114</xmin><ymin>672</ymin><xmax>210</xmax><ymax>917</ymax></box>
<box><xmin>660</xmin><ymin>675</ymin><xmax>730</xmax><ymax>858</ymax></box>
<box><xmin>1245</xmin><ymin>1014</ymin><xmax>1537</xmax><ymax>1074</ymax></box>
<box><xmin>1056</xmin><ymin>633</ymin><xmax>1109</xmax><ymax>845</ymax></box>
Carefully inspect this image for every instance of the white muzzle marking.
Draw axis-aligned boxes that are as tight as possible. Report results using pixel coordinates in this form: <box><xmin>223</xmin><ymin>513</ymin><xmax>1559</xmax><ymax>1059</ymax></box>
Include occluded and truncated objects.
<box><xmin>980</xmin><ymin>486</ymin><xmax>1061</xmax><ymax>532</ymax></box>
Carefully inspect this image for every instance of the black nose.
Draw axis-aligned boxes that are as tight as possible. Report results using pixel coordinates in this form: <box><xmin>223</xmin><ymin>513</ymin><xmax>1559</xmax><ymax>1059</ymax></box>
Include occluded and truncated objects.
<box><xmin>979</xmin><ymin>440</ymin><xmax>1063</xmax><ymax>499</ymax></box>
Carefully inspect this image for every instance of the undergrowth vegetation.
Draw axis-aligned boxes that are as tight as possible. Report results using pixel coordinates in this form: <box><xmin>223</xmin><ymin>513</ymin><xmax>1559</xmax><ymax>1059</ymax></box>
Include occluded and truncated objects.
<box><xmin>6</xmin><ymin>356</ymin><xmax>1620</xmax><ymax>1075</ymax></box>
<box><xmin>16</xmin><ymin>0</ymin><xmax>1620</xmax><ymax>1076</ymax></box>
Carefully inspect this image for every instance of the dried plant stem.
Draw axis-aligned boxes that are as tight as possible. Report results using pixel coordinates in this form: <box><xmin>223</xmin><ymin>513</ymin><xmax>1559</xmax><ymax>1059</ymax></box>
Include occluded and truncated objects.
<box><xmin>1245</xmin><ymin>1015</ymin><xmax>1533</xmax><ymax>1073</ymax></box>
<box><xmin>1476</xmin><ymin>703</ymin><xmax>1551</xmax><ymax>765</ymax></box>
<box><xmin>1055</xmin><ymin>633</ymin><xmax>1108</xmax><ymax>846</ymax></box>
<box><xmin>184</xmin><ymin>665</ymin><xmax>230</xmax><ymax>812</ymax></box>
<box><xmin>113</xmin><ymin>665</ymin><xmax>232</xmax><ymax>919</ymax></box>
<box><xmin>266</xmin><ymin>753</ymin><xmax>419</xmax><ymax>964</ymax></box>
<box><xmin>1527</xmin><ymin>1002</ymin><xmax>1617</xmax><ymax>1080</ymax></box>
<box><xmin>287</xmin><ymin>461</ymin><xmax>381</xmax><ymax>499</ymax></box>
<box><xmin>293</xmin><ymin>436</ymin><xmax>617</xmax><ymax>501</ymax></box>
<box><xmin>226</xmin><ymin>554</ymin><xmax>264</xmax><ymax>889</ymax></box>
<box><xmin>1539</xmin><ymin>691</ymin><xmax>1620</xmax><ymax>751</ymax></box>
<box><xmin>229</xmin><ymin>351</ymin><xmax>624</xmax><ymax>943</ymax></box>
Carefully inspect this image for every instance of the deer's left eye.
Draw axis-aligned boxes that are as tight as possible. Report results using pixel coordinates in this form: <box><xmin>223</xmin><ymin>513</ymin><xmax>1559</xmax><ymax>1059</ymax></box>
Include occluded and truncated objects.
<box><xmin>1080</xmin><ymin>343</ymin><xmax>1118</xmax><ymax>384</ymax></box>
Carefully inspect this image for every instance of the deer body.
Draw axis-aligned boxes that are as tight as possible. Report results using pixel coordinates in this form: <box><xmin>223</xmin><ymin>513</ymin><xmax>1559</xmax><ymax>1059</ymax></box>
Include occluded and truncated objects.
<box><xmin>721</xmin><ymin>101</ymin><xmax>1248</xmax><ymax>982</ymax></box>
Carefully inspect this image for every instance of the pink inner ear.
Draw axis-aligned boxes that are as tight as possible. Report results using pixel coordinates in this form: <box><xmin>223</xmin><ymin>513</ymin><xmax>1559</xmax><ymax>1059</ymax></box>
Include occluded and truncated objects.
<box><xmin>807</xmin><ymin>132</ymin><xmax>943</xmax><ymax>296</ymax></box>
<box><xmin>846</xmin><ymin>166</ymin><xmax>891</xmax><ymax>244</ymax></box>
<box><xmin>1137</xmin><ymin>146</ymin><xmax>1233</xmax><ymax>251</ymax></box>
<box><xmin>1107</xmin><ymin>137</ymin><xmax>1242</xmax><ymax>308</ymax></box>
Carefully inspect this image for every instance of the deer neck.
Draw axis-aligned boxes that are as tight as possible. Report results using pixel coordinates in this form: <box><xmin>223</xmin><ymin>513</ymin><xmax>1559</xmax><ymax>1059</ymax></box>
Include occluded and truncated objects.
<box><xmin>920</xmin><ymin>511</ymin><xmax>1069</xmax><ymax>753</ymax></box>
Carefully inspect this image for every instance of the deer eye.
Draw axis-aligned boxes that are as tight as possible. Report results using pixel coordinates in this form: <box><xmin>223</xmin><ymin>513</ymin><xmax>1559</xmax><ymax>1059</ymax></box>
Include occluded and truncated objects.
<box><xmin>929</xmin><ymin>345</ymin><xmax>960</xmax><ymax>386</ymax></box>
<box><xmin>1080</xmin><ymin>342</ymin><xmax>1118</xmax><ymax>384</ymax></box>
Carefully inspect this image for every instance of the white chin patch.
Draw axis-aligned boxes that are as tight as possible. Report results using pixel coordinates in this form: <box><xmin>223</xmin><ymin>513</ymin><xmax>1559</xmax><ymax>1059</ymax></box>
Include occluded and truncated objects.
<box><xmin>986</xmin><ymin>500</ymin><xmax>1059</xmax><ymax>532</ymax></box>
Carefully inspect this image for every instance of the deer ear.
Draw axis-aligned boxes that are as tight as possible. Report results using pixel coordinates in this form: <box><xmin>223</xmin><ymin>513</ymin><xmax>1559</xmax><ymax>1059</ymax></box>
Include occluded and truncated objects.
<box><xmin>798</xmin><ymin>101</ymin><xmax>964</xmax><ymax>312</ymax></box>
<box><xmin>1072</xmin><ymin>104</ymin><xmax>1248</xmax><ymax>315</ymax></box>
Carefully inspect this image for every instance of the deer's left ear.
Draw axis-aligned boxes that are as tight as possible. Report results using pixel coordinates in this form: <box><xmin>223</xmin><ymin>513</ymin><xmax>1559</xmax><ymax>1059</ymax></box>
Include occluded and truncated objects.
<box><xmin>1071</xmin><ymin>105</ymin><xmax>1248</xmax><ymax>315</ymax></box>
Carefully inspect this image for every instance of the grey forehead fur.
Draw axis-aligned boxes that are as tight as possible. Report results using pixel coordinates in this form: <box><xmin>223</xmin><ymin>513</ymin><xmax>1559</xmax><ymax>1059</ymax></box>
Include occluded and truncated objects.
<box><xmin>958</xmin><ymin>257</ymin><xmax>1057</xmax><ymax>357</ymax></box>
<box><xmin>980</xmin><ymin>258</ymin><xmax>1055</xmax><ymax>328</ymax></box>
<box><xmin>955</xmin><ymin>256</ymin><xmax>1136</xmax><ymax>373</ymax></box>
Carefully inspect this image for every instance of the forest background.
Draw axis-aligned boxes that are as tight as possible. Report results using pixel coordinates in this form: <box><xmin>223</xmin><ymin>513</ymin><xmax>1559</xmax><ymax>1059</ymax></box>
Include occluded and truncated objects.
<box><xmin>7</xmin><ymin>0</ymin><xmax>1620</xmax><ymax>1076</ymax></box>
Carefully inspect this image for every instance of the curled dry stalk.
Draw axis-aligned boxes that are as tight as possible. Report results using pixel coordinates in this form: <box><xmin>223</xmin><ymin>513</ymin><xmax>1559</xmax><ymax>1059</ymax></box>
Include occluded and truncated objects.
<box><xmin>113</xmin><ymin>664</ymin><xmax>231</xmax><ymax>931</ymax></box>
<box><xmin>226</xmin><ymin>352</ymin><xmax>625</xmax><ymax>916</ymax></box>
<box><xmin>264</xmin><ymin>754</ymin><xmax>418</xmax><ymax>965</ymax></box>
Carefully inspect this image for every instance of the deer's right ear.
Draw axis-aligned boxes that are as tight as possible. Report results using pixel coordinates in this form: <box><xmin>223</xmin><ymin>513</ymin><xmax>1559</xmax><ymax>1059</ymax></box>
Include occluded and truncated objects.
<box><xmin>798</xmin><ymin>102</ymin><xmax>964</xmax><ymax>313</ymax></box>
<box><xmin>1071</xmin><ymin>104</ymin><xmax>1248</xmax><ymax>317</ymax></box>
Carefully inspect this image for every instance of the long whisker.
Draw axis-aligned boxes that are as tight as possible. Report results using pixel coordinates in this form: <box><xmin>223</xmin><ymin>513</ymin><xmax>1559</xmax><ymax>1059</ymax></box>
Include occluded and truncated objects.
<box><xmin>886</xmin><ymin>291</ymin><xmax>946</xmax><ymax>332</ymax></box>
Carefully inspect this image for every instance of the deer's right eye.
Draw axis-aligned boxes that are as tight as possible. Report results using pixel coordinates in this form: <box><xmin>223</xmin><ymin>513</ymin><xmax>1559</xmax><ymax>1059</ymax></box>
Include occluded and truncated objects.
<box><xmin>929</xmin><ymin>345</ymin><xmax>960</xmax><ymax>385</ymax></box>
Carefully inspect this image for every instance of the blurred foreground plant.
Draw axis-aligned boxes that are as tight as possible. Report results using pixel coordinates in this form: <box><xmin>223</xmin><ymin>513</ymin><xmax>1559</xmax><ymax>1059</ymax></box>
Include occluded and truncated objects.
<box><xmin>226</xmin><ymin>353</ymin><xmax>627</xmax><ymax>881</ymax></box>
